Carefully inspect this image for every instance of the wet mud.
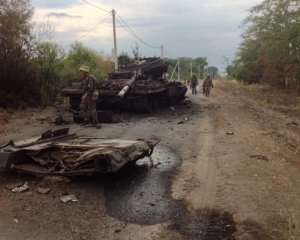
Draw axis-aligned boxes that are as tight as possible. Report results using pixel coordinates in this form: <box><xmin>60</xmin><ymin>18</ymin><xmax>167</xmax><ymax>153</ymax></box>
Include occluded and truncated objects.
<box><xmin>104</xmin><ymin>145</ymin><xmax>185</xmax><ymax>225</ymax></box>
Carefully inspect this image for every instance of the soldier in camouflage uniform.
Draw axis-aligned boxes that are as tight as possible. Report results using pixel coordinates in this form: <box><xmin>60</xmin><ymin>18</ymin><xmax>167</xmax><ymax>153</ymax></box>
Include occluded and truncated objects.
<box><xmin>79</xmin><ymin>65</ymin><xmax>99</xmax><ymax>128</ymax></box>
<box><xmin>202</xmin><ymin>74</ymin><xmax>213</xmax><ymax>97</ymax></box>
<box><xmin>190</xmin><ymin>73</ymin><xmax>199</xmax><ymax>94</ymax></box>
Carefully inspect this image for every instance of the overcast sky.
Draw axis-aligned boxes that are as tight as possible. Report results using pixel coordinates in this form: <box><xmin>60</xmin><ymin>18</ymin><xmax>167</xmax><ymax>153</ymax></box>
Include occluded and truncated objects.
<box><xmin>31</xmin><ymin>0</ymin><xmax>263</xmax><ymax>73</ymax></box>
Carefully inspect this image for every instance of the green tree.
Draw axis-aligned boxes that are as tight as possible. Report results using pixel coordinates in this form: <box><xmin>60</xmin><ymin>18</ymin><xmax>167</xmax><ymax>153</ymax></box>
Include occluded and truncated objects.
<box><xmin>35</xmin><ymin>42</ymin><xmax>65</xmax><ymax>106</ymax></box>
<box><xmin>60</xmin><ymin>41</ymin><xmax>113</xmax><ymax>87</ymax></box>
<box><xmin>131</xmin><ymin>42</ymin><xmax>141</xmax><ymax>60</ymax></box>
<box><xmin>165</xmin><ymin>57</ymin><xmax>209</xmax><ymax>80</ymax></box>
<box><xmin>194</xmin><ymin>57</ymin><xmax>208</xmax><ymax>78</ymax></box>
<box><xmin>0</xmin><ymin>0</ymin><xmax>37</xmax><ymax>108</ymax></box>
<box><xmin>118</xmin><ymin>52</ymin><xmax>131</xmax><ymax>65</ymax></box>
<box><xmin>222</xmin><ymin>56</ymin><xmax>232</xmax><ymax>80</ymax></box>
<box><xmin>233</xmin><ymin>0</ymin><xmax>300</xmax><ymax>87</ymax></box>
<box><xmin>33</xmin><ymin>19</ymin><xmax>66</xmax><ymax>106</ymax></box>
<box><xmin>206</xmin><ymin>66</ymin><xmax>219</xmax><ymax>78</ymax></box>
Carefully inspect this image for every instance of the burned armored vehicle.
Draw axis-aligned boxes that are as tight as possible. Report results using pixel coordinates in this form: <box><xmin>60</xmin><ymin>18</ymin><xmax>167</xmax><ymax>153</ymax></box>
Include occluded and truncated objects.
<box><xmin>0</xmin><ymin>128</ymin><xmax>160</xmax><ymax>177</ymax></box>
<box><xmin>61</xmin><ymin>57</ymin><xmax>187</xmax><ymax>112</ymax></box>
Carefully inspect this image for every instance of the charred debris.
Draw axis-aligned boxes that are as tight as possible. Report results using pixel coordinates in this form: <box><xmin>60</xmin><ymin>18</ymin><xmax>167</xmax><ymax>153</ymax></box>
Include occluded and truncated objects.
<box><xmin>0</xmin><ymin>128</ymin><xmax>160</xmax><ymax>177</ymax></box>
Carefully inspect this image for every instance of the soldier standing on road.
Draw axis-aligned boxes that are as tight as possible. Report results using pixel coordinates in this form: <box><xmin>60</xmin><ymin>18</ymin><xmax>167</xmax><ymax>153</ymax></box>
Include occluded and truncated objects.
<box><xmin>190</xmin><ymin>73</ymin><xmax>199</xmax><ymax>94</ymax></box>
<box><xmin>79</xmin><ymin>65</ymin><xmax>99</xmax><ymax>128</ymax></box>
<box><xmin>202</xmin><ymin>74</ymin><xmax>214</xmax><ymax>96</ymax></box>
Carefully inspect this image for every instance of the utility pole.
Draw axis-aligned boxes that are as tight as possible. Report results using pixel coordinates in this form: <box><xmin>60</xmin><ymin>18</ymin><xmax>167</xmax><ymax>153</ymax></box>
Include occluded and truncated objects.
<box><xmin>161</xmin><ymin>45</ymin><xmax>163</xmax><ymax>59</ymax></box>
<box><xmin>112</xmin><ymin>9</ymin><xmax>118</xmax><ymax>70</ymax></box>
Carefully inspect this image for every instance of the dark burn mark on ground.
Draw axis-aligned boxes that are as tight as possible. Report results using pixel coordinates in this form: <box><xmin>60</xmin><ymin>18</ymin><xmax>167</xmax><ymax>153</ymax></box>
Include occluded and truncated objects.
<box><xmin>104</xmin><ymin>146</ymin><xmax>280</xmax><ymax>240</ymax></box>
<box><xmin>236</xmin><ymin>219</ymin><xmax>284</xmax><ymax>240</ymax></box>
<box><xmin>103</xmin><ymin>146</ymin><xmax>238</xmax><ymax>239</ymax></box>
<box><xmin>104</xmin><ymin>145</ymin><xmax>185</xmax><ymax>225</ymax></box>
<box><xmin>170</xmin><ymin>208</ymin><xmax>237</xmax><ymax>239</ymax></box>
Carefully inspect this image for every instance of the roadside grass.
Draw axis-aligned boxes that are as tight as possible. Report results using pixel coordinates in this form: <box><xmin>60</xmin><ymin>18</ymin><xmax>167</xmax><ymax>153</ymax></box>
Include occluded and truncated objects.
<box><xmin>215</xmin><ymin>79</ymin><xmax>300</xmax><ymax>166</ymax></box>
<box><xmin>215</xmin><ymin>79</ymin><xmax>300</xmax><ymax>114</ymax></box>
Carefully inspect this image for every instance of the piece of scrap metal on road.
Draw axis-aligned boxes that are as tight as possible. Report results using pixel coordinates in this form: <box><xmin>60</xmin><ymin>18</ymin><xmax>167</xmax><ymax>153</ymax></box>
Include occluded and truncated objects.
<box><xmin>0</xmin><ymin>128</ymin><xmax>159</xmax><ymax>177</ymax></box>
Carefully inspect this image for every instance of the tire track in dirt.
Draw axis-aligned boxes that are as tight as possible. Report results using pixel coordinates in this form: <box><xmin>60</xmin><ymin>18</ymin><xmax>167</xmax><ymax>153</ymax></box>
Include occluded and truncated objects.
<box><xmin>167</xmin><ymin>91</ymin><xmax>238</xmax><ymax>239</ymax></box>
<box><xmin>173</xmin><ymin>92</ymin><xmax>224</xmax><ymax>212</ymax></box>
<box><xmin>189</xmin><ymin>104</ymin><xmax>218</xmax><ymax>210</ymax></box>
<box><xmin>172</xmin><ymin>94</ymin><xmax>220</xmax><ymax>211</ymax></box>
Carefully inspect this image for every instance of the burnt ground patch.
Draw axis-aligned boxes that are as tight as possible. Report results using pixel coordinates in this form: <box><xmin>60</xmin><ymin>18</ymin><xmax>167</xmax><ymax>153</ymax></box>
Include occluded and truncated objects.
<box><xmin>168</xmin><ymin>210</ymin><xmax>286</xmax><ymax>240</ymax></box>
<box><xmin>103</xmin><ymin>145</ymin><xmax>186</xmax><ymax>225</ymax></box>
<box><xmin>236</xmin><ymin>219</ymin><xmax>285</xmax><ymax>240</ymax></box>
<box><xmin>169</xmin><ymin>208</ymin><xmax>237</xmax><ymax>240</ymax></box>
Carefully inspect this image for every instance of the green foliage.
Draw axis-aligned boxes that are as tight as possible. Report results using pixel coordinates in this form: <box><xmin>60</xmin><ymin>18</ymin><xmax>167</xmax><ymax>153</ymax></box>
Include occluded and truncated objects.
<box><xmin>0</xmin><ymin>0</ymin><xmax>38</xmax><ymax>108</ymax></box>
<box><xmin>118</xmin><ymin>52</ymin><xmax>132</xmax><ymax>65</ymax></box>
<box><xmin>60</xmin><ymin>41</ymin><xmax>113</xmax><ymax>87</ymax></box>
<box><xmin>165</xmin><ymin>57</ymin><xmax>216</xmax><ymax>80</ymax></box>
<box><xmin>131</xmin><ymin>42</ymin><xmax>141</xmax><ymax>60</ymax></box>
<box><xmin>232</xmin><ymin>0</ymin><xmax>300</xmax><ymax>87</ymax></box>
<box><xmin>34</xmin><ymin>41</ymin><xmax>66</xmax><ymax>106</ymax></box>
<box><xmin>206</xmin><ymin>66</ymin><xmax>219</xmax><ymax>78</ymax></box>
<box><xmin>0</xmin><ymin>1</ymin><xmax>223</xmax><ymax>108</ymax></box>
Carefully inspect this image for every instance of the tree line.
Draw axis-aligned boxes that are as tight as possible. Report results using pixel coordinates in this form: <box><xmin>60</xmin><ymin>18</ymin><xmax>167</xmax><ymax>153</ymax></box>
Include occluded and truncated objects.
<box><xmin>228</xmin><ymin>0</ymin><xmax>300</xmax><ymax>89</ymax></box>
<box><xmin>0</xmin><ymin>0</ymin><xmax>218</xmax><ymax>109</ymax></box>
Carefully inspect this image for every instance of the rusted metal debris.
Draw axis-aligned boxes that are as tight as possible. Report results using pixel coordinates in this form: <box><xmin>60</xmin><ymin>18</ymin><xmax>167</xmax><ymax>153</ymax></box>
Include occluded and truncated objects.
<box><xmin>0</xmin><ymin>128</ymin><xmax>160</xmax><ymax>177</ymax></box>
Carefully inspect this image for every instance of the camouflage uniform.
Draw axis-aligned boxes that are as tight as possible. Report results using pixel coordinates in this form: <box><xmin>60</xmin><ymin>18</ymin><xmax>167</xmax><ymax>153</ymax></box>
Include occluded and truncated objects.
<box><xmin>202</xmin><ymin>76</ymin><xmax>213</xmax><ymax>96</ymax></box>
<box><xmin>190</xmin><ymin>75</ymin><xmax>198</xmax><ymax>94</ymax></box>
<box><xmin>80</xmin><ymin>73</ymin><xmax>98</xmax><ymax>124</ymax></box>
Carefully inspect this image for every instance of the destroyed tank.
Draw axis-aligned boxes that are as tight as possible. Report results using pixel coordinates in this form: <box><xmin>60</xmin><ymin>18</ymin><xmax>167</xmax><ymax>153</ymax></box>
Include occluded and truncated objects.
<box><xmin>0</xmin><ymin>128</ymin><xmax>160</xmax><ymax>177</ymax></box>
<box><xmin>61</xmin><ymin>57</ymin><xmax>187</xmax><ymax>112</ymax></box>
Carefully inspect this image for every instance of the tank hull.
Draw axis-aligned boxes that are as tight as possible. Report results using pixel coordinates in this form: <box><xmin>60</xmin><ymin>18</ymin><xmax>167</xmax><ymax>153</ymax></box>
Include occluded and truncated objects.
<box><xmin>61</xmin><ymin>57</ymin><xmax>187</xmax><ymax>112</ymax></box>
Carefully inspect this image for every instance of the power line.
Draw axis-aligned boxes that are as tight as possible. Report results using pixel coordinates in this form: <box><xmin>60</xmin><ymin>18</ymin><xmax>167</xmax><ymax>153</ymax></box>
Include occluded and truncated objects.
<box><xmin>76</xmin><ymin>13</ymin><xmax>111</xmax><ymax>42</ymax></box>
<box><xmin>115</xmin><ymin>12</ymin><xmax>161</xmax><ymax>49</ymax></box>
<box><xmin>62</xmin><ymin>13</ymin><xmax>111</xmax><ymax>51</ymax></box>
<box><xmin>83</xmin><ymin>0</ymin><xmax>110</xmax><ymax>13</ymax></box>
<box><xmin>162</xmin><ymin>46</ymin><xmax>172</xmax><ymax>58</ymax></box>
<box><xmin>82</xmin><ymin>2</ymin><xmax>167</xmax><ymax>57</ymax></box>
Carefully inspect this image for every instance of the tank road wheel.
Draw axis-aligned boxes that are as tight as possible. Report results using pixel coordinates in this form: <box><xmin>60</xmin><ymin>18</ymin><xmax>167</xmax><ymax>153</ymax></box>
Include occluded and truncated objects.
<box><xmin>158</xmin><ymin>96</ymin><xmax>166</xmax><ymax>108</ymax></box>
<box><xmin>146</xmin><ymin>96</ymin><xmax>154</xmax><ymax>113</ymax></box>
<box><xmin>131</xmin><ymin>96</ymin><xmax>155</xmax><ymax>113</ymax></box>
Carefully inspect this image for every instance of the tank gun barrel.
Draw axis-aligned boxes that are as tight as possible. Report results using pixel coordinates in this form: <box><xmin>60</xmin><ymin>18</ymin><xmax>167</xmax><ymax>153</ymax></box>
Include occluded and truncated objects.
<box><xmin>116</xmin><ymin>72</ymin><xmax>139</xmax><ymax>100</ymax></box>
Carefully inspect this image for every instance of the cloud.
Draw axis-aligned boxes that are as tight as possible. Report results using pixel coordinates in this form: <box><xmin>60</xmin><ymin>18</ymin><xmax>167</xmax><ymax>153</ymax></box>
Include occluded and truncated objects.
<box><xmin>47</xmin><ymin>12</ymin><xmax>82</xmax><ymax>19</ymax></box>
<box><xmin>31</xmin><ymin>0</ymin><xmax>263</xmax><ymax>71</ymax></box>
<box><xmin>31</xmin><ymin>0</ymin><xmax>79</xmax><ymax>9</ymax></box>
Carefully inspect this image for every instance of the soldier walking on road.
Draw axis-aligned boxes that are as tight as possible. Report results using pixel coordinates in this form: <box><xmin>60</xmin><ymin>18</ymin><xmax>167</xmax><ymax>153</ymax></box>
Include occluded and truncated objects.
<box><xmin>190</xmin><ymin>73</ymin><xmax>199</xmax><ymax>94</ymax></box>
<box><xmin>202</xmin><ymin>74</ymin><xmax>213</xmax><ymax>97</ymax></box>
<box><xmin>79</xmin><ymin>65</ymin><xmax>99</xmax><ymax>128</ymax></box>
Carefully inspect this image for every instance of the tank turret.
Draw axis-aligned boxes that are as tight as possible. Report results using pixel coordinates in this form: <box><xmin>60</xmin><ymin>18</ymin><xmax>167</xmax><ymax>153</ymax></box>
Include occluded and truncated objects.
<box><xmin>61</xmin><ymin>57</ymin><xmax>187</xmax><ymax>113</ymax></box>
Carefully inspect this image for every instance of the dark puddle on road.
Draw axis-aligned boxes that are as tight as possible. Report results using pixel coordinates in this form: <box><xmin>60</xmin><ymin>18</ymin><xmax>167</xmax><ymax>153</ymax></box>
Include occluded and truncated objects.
<box><xmin>103</xmin><ymin>145</ymin><xmax>237</xmax><ymax>239</ymax></box>
<box><xmin>104</xmin><ymin>145</ymin><xmax>185</xmax><ymax>225</ymax></box>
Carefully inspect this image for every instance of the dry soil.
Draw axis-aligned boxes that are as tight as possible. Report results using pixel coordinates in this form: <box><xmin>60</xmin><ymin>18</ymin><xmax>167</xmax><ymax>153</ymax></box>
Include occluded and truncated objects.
<box><xmin>1</xmin><ymin>80</ymin><xmax>300</xmax><ymax>240</ymax></box>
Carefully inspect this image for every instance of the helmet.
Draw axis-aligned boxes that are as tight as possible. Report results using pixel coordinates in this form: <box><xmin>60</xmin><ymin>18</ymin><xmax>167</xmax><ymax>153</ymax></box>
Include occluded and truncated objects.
<box><xmin>207</xmin><ymin>74</ymin><xmax>210</xmax><ymax>77</ymax></box>
<box><xmin>79</xmin><ymin>65</ymin><xmax>89</xmax><ymax>73</ymax></box>
<box><xmin>192</xmin><ymin>73</ymin><xmax>196</xmax><ymax>77</ymax></box>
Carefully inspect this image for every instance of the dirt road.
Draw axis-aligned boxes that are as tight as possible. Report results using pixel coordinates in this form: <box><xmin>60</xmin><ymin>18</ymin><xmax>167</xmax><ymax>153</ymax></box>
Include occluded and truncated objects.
<box><xmin>1</xmin><ymin>81</ymin><xmax>300</xmax><ymax>239</ymax></box>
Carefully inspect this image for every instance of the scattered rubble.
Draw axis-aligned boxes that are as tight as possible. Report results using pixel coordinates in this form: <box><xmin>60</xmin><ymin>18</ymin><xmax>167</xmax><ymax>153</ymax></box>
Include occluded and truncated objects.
<box><xmin>11</xmin><ymin>182</ymin><xmax>30</xmax><ymax>193</ymax></box>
